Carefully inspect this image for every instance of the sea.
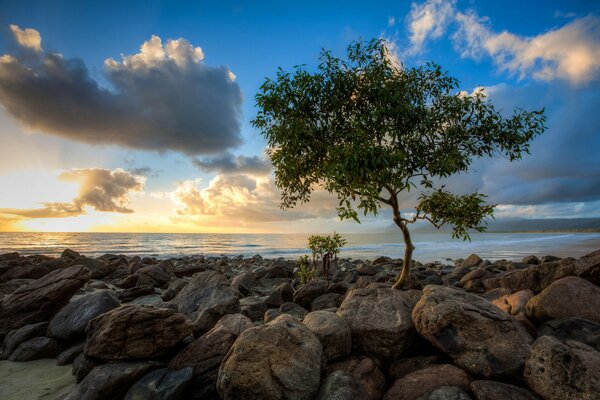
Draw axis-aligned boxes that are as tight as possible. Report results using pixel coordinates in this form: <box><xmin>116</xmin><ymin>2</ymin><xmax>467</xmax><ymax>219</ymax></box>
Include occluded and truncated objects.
<box><xmin>1</xmin><ymin>231</ymin><xmax>599</xmax><ymax>263</ymax></box>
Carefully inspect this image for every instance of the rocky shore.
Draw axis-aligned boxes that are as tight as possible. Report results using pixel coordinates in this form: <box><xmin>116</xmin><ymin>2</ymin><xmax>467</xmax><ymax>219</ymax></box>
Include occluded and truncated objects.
<box><xmin>1</xmin><ymin>248</ymin><xmax>599</xmax><ymax>400</ymax></box>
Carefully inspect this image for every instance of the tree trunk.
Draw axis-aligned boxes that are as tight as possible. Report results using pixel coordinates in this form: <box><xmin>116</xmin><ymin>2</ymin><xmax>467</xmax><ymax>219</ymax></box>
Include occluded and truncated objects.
<box><xmin>392</xmin><ymin>222</ymin><xmax>414</xmax><ymax>289</ymax></box>
<box><xmin>388</xmin><ymin>193</ymin><xmax>415</xmax><ymax>290</ymax></box>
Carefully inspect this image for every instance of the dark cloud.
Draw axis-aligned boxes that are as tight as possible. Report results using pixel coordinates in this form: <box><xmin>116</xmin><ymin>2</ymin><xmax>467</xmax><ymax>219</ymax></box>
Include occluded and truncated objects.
<box><xmin>0</xmin><ymin>168</ymin><xmax>144</xmax><ymax>218</ymax></box>
<box><xmin>193</xmin><ymin>153</ymin><xmax>272</xmax><ymax>175</ymax></box>
<box><xmin>0</xmin><ymin>28</ymin><xmax>242</xmax><ymax>156</ymax></box>
<box><xmin>127</xmin><ymin>166</ymin><xmax>159</xmax><ymax>177</ymax></box>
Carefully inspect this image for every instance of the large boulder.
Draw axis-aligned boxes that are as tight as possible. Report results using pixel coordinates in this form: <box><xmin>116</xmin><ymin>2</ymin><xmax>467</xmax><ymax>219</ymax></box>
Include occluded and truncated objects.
<box><xmin>169</xmin><ymin>314</ymin><xmax>253</xmax><ymax>398</ymax></box>
<box><xmin>316</xmin><ymin>370</ymin><xmax>363</xmax><ymax>400</ymax></box>
<box><xmin>8</xmin><ymin>336</ymin><xmax>59</xmax><ymax>361</ymax></box>
<box><xmin>383</xmin><ymin>364</ymin><xmax>472</xmax><ymax>400</ymax></box>
<box><xmin>1</xmin><ymin>322</ymin><xmax>48</xmax><ymax>359</ymax></box>
<box><xmin>217</xmin><ymin>314</ymin><xmax>322</xmax><ymax>400</ymax></box>
<box><xmin>537</xmin><ymin>317</ymin><xmax>600</xmax><ymax>350</ymax></box>
<box><xmin>336</xmin><ymin>287</ymin><xmax>417</xmax><ymax>360</ymax></box>
<box><xmin>412</xmin><ymin>285</ymin><xmax>532</xmax><ymax>379</ymax></box>
<box><xmin>482</xmin><ymin>260</ymin><xmax>575</xmax><ymax>293</ymax></box>
<box><xmin>71</xmin><ymin>257</ymin><xmax>116</xmax><ymax>279</ymax></box>
<box><xmin>85</xmin><ymin>305</ymin><xmax>193</xmax><ymax>361</ymax></box>
<box><xmin>124</xmin><ymin>367</ymin><xmax>193</xmax><ymax>400</ymax></box>
<box><xmin>491</xmin><ymin>289</ymin><xmax>533</xmax><ymax>316</ymax></box>
<box><xmin>575</xmin><ymin>249</ymin><xmax>600</xmax><ymax>285</ymax></box>
<box><xmin>303</xmin><ymin>310</ymin><xmax>351</xmax><ymax>361</ymax></box>
<box><xmin>525</xmin><ymin>276</ymin><xmax>600</xmax><ymax>322</ymax></box>
<box><xmin>524</xmin><ymin>335</ymin><xmax>600</xmax><ymax>400</ymax></box>
<box><xmin>65</xmin><ymin>361</ymin><xmax>161</xmax><ymax>400</ymax></box>
<box><xmin>470</xmin><ymin>380</ymin><xmax>539</xmax><ymax>400</ymax></box>
<box><xmin>0</xmin><ymin>265</ymin><xmax>91</xmax><ymax>339</ymax></box>
<box><xmin>169</xmin><ymin>271</ymin><xmax>240</xmax><ymax>333</ymax></box>
<box><xmin>48</xmin><ymin>291</ymin><xmax>120</xmax><ymax>342</ymax></box>
<box><xmin>293</xmin><ymin>280</ymin><xmax>327</xmax><ymax>309</ymax></box>
<box><xmin>416</xmin><ymin>387</ymin><xmax>472</xmax><ymax>400</ymax></box>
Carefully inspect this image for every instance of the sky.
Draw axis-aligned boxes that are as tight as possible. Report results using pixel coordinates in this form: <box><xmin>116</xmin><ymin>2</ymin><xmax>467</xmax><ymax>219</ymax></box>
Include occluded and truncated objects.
<box><xmin>0</xmin><ymin>0</ymin><xmax>599</xmax><ymax>233</ymax></box>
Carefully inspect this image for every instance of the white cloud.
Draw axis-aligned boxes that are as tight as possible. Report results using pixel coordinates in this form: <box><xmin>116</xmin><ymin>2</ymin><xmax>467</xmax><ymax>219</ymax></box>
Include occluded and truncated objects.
<box><xmin>406</xmin><ymin>0</ymin><xmax>456</xmax><ymax>54</ymax></box>
<box><xmin>9</xmin><ymin>25</ymin><xmax>42</xmax><ymax>52</ymax></box>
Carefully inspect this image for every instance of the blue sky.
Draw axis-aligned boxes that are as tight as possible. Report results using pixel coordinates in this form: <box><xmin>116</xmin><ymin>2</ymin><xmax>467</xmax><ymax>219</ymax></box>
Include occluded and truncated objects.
<box><xmin>0</xmin><ymin>0</ymin><xmax>599</xmax><ymax>232</ymax></box>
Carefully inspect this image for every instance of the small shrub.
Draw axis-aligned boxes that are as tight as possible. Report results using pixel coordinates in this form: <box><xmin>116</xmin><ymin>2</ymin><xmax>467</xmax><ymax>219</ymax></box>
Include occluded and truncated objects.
<box><xmin>296</xmin><ymin>255</ymin><xmax>319</xmax><ymax>284</ymax></box>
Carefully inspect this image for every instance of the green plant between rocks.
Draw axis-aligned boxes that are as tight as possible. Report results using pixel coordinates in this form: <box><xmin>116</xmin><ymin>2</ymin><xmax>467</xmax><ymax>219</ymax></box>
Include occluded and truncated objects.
<box><xmin>296</xmin><ymin>254</ymin><xmax>319</xmax><ymax>284</ymax></box>
<box><xmin>307</xmin><ymin>233</ymin><xmax>347</xmax><ymax>286</ymax></box>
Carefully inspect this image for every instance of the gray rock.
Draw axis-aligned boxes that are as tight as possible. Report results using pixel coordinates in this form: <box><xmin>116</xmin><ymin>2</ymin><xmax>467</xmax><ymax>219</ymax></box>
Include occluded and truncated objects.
<box><xmin>524</xmin><ymin>335</ymin><xmax>600</xmax><ymax>400</ymax></box>
<box><xmin>169</xmin><ymin>271</ymin><xmax>240</xmax><ymax>333</ymax></box>
<box><xmin>316</xmin><ymin>370</ymin><xmax>362</xmax><ymax>400</ymax></box>
<box><xmin>48</xmin><ymin>291</ymin><xmax>120</xmax><ymax>342</ymax></box>
<box><xmin>57</xmin><ymin>341</ymin><xmax>85</xmax><ymax>365</ymax></box>
<box><xmin>65</xmin><ymin>361</ymin><xmax>162</xmax><ymax>400</ymax></box>
<box><xmin>417</xmin><ymin>387</ymin><xmax>472</xmax><ymax>400</ymax></box>
<box><xmin>303</xmin><ymin>310</ymin><xmax>351</xmax><ymax>361</ymax></box>
<box><xmin>217</xmin><ymin>314</ymin><xmax>322</xmax><ymax>400</ymax></box>
<box><xmin>470</xmin><ymin>380</ymin><xmax>539</xmax><ymax>400</ymax></box>
<box><xmin>337</xmin><ymin>288</ymin><xmax>417</xmax><ymax>361</ymax></box>
<box><xmin>1</xmin><ymin>321</ymin><xmax>48</xmax><ymax>359</ymax></box>
<box><xmin>537</xmin><ymin>317</ymin><xmax>600</xmax><ymax>350</ymax></box>
<box><xmin>8</xmin><ymin>336</ymin><xmax>59</xmax><ymax>361</ymax></box>
<box><xmin>293</xmin><ymin>280</ymin><xmax>327</xmax><ymax>309</ymax></box>
<box><xmin>124</xmin><ymin>367</ymin><xmax>193</xmax><ymax>400</ymax></box>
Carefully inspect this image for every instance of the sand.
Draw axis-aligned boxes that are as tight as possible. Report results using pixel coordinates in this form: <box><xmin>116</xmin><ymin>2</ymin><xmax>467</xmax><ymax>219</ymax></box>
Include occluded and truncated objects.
<box><xmin>0</xmin><ymin>359</ymin><xmax>75</xmax><ymax>400</ymax></box>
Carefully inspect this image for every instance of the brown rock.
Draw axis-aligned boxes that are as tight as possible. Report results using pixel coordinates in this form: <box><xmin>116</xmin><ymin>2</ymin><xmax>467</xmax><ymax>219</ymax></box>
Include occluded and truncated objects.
<box><xmin>461</xmin><ymin>254</ymin><xmax>483</xmax><ymax>268</ymax></box>
<box><xmin>303</xmin><ymin>310</ymin><xmax>351</xmax><ymax>361</ymax></box>
<box><xmin>412</xmin><ymin>285</ymin><xmax>532</xmax><ymax>379</ymax></box>
<box><xmin>524</xmin><ymin>335</ymin><xmax>600</xmax><ymax>400</ymax></box>
<box><xmin>388</xmin><ymin>355</ymin><xmax>441</xmax><ymax>380</ymax></box>
<box><xmin>482</xmin><ymin>260</ymin><xmax>575</xmax><ymax>294</ymax></box>
<box><xmin>526</xmin><ymin>276</ymin><xmax>600</xmax><ymax>322</ymax></box>
<box><xmin>0</xmin><ymin>265</ymin><xmax>91</xmax><ymax>339</ymax></box>
<box><xmin>217</xmin><ymin>314</ymin><xmax>322</xmax><ymax>400</ymax></box>
<box><xmin>383</xmin><ymin>364</ymin><xmax>472</xmax><ymax>400</ymax></box>
<box><xmin>491</xmin><ymin>289</ymin><xmax>534</xmax><ymax>316</ymax></box>
<box><xmin>84</xmin><ymin>304</ymin><xmax>193</xmax><ymax>361</ymax></box>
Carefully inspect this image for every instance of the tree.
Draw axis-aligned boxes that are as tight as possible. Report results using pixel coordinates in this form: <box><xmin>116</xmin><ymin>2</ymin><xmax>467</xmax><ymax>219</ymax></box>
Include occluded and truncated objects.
<box><xmin>252</xmin><ymin>39</ymin><xmax>546</xmax><ymax>289</ymax></box>
<box><xmin>307</xmin><ymin>233</ymin><xmax>347</xmax><ymax>285</ymax></box>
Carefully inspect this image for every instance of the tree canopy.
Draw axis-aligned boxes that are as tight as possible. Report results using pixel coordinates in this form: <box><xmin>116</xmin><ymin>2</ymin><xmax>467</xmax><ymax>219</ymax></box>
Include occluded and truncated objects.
<box><xmin>252</xmin><ymin>39</ymin><xmax>546</xmax><ymax>288</ymax></box>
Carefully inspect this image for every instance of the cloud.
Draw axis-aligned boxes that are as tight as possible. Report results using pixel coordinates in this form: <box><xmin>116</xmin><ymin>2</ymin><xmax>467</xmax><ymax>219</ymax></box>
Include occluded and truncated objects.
<box><xmin>0</xmin><ymin>28</ymin><xmax>242</xmax><ymax>155</ymax></box>
<box><xmin>193</xmin><ymin>153</ymin><xmax>271</xmax><ymax>175</ymax></box>
<box><xmin>0</xmin><ymin>168</ymin><xmax>144</xmax><ymax>218</ymax></box>
<box><xmin>406</xmin><ymin>0</ymin><xmax>456</xmax><ymax>54</ymax></box>
<box><xmin>8</xmin><ymin>24</ymin><xmax>42</xmax><ymax>52</ymax></box>
<box><xmin>404</xmin><ymin>1</ymin><xmax>600</xmax><ymax>84</ymax></box>
<box><xmin>170</xmin><ymin>174</ymin><xmax>339</xmax><ymax>225</ymax></box>
<box><xmin>453</xmin><ymin>13</ymin><xmax>600</xmax><ymax>84</ymax></box>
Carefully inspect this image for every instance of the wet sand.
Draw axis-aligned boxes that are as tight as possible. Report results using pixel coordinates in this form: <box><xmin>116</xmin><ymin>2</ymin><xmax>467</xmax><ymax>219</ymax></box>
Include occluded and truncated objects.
<box><xmin>0</xmin><ymin>359</ymin><xmax>75</xmax><ymax>400</ymax></box>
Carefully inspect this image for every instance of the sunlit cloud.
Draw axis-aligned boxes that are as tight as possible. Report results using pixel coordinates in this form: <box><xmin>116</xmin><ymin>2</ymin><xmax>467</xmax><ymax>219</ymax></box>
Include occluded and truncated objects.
<box><xmin>406</xmin><ymin>0</ymin><xmax>456</xmax><ymax>54</ymax></box>
<box><xmin>0</xmin><ymin>27</ymin><xmax>242</xmax><ymax>155</ymax></box>
<box><xmin>0</xmin><ymin>168</ymin><xmax>145</xmax><ymax>219</ymax></box>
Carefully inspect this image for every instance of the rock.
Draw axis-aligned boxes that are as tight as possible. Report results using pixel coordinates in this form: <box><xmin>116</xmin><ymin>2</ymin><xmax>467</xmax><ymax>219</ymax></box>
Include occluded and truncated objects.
<box><xmin>230</xmin><ymin>272</ymin><xmax>257</xmax><ymax>296</ymax></box>
<box><xmin>169</xmin><ymin>271</ymin><xmax>240</xmax><ymax>333</ymax></box>
<box><xmin>124</xmin><ymin>367</ymin><xmax>193</xmax><ymax>400</ymax></box>
<box><xmin>118</xmin><ymin>285</ymin><xmax>155</xmax><ymax>302</ymax></box>
<box><xmin>416</xmin><ymin>386</ymin><xmax>472</xmax><ymax>400</ymax></box>
<box><xmin>522</xmin><ymin>255</ymin><xmax>540</xmax><ymax>265</ymax></box>
<box><xmin>459</xmin><ymin>267</ymin><xmax>494</xmax><ymax>292</ymax></box>
<box><xmin>0</xmin><ymin>265</ymin><xmax>91</xmax><ymax>339</ymax></box>
<box><xmin>537</xmin><ymin>317</ymin><xmax>600</xmax><ymax>350</ymax></box>
<box><xmin>48</xmin><ymin>291</ymin><xmax>120</xmax><ymax>342</ymax></box>
<box><xmin>73</xmin><ymin>354</ymin><xmax>102</xmax><ymax>382</ymax></box>
<box><xmin>57</xmin><ymin>342</ymin><xmax>85</xmax><ymax>365</ymax></box>
<box><xmin>0</xmin><ymin>279</ymin><xmax>32</xmax><ymax>297</ymax></box>
<box><xmin>8</xmin><ymin>336</ymin><xmax>59</xmax><ymax>361</ymax></box>
<box><xmin>541</xmin><ymin>255</ymin><xmax>561</xmax><ymax>263</ymax></box>
<box><xmin>491</xmin><ymin>289</ymin><xmax>534</xmax><ymax>316</ymax></box>
<box><xmin>293</xmin><ymin>280</ymin><xmax>327</xmax><ymax>309</ymax></box>
<box><xmin>311</xmin><ymin>293</ymin><xmax>340</xmax><ymax>311</ymax></box>
<box><xmin>443</xmin><ymin>266</ymin><xmax>471</xmax><ymax>285</ymax></box>
<box><xmin>303</xmin><ymin>310</ymin><xmax>351</xmax><ymax>361</ymax></box>
<box><xmin>316</xmin><ymin>370</ymin><xmax>363</xmax><ymax>400</ymax></box>
<box><xmin>372</xmin><ymin>256</ymin><xmax>392</xmax><ymax>265</ymax></box>
<box><xmin>169</xmin><ymin>314</ymin><xmax>253</xmax><ymax>397</ymax></box>
<box><xmin>256</xmin><ymin>261</ymin><xmax>291</xmax><ymax>279</ymax></box>
<box><xmin>1</xmin><ymin>322</ymin><xmax>48</xmax><ymax>359</ymax></box>
<box><xmin>160</xmin><ymin>279</ymin><xmax>187</xmax><ymax>301</ymax></box>
<box><xmin>84</xmin><ymin>304</ymin><xmax>193</xmax><ymax>361</ymax></box>
<box><xmin>470</xmin><ymin>380</ymin><xmax>539</xmax><ymax>400</ymax></box>
<box><xmin>279</xmin><ymin>301</ymin><xmax>309</xmax><ymax>320</ymax></box>
<box><xmin>240</xmin><ymin>296</ymin><xmax>267</xmax><ymax>321</ymax></box>
<box><xmin>356</xmin><ymin>263</ymin><xmax>378</xmax><ymax>275</ymax></box>
<box><xmin>217</xmin><ymin>314</ymin><xmax>322</xmax><ymax>400</ymax></box>
<box><xmin>482</xmin><ymin>260</ymin><xmax>575</xmax><ymax>294</ymax></box>
<box><xmin>65</xmin><ymin>361</ymin><xmax>161</xmax><ymax>400</ymax></box>
<box><xmin>336</xmin><ymin>287</ymin><xmax>417</xmax><ymax>360</ymax></box>
<box><xmin>383</xmin><ymin>364</ymin><xmax>472</xmax><ymax>400</ymax></box>
<box><xmin>524</xmin><ymin>335</ymin><xmax>600</xmax><ymax>400</ymax></box>
<box><xmin>327</xmin><ymin>356</ymin><xmax>386</xmax><ymax>400</ymax></box>
<box><xmin>461</xmin><ymin>254</ymin><xmax>482</xmax><ymax>269</ymax></box>
<box><xmin>72</xmin><ymin>257</ymin><xmax>115</xmax><ymax>279</ymax></box>
<box><xmin>173</xmin><ymin>263</ymin><xmax>205</xmax><ymax>278</ymax></box>
<box><xmin>62</xmin><ymin>248</ymin><xmax>81</xmax><ymax>259</ymax></box>
<box><xmin>412</xmin><ymin>285</ymin><xmax>532</xmax><ymax>379</ymax></box>
<box><xmin>388</xmin><ymin>355</ymin><xmax>441</xmax><ymax>380</ymax></box>
<box><xmin>526</xmin><ymin>276</ymin><xmax>600</xmax><ymax>322</ymax></box>
<box><xmin>576</xmin><ymin>249</ymin><xmax>600</xmax><ymax>285</ymax></box>
<box><xmin>135</xmin><ymin>265</ymin><xmax>171</xmax><ymax>288</ymax></box>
